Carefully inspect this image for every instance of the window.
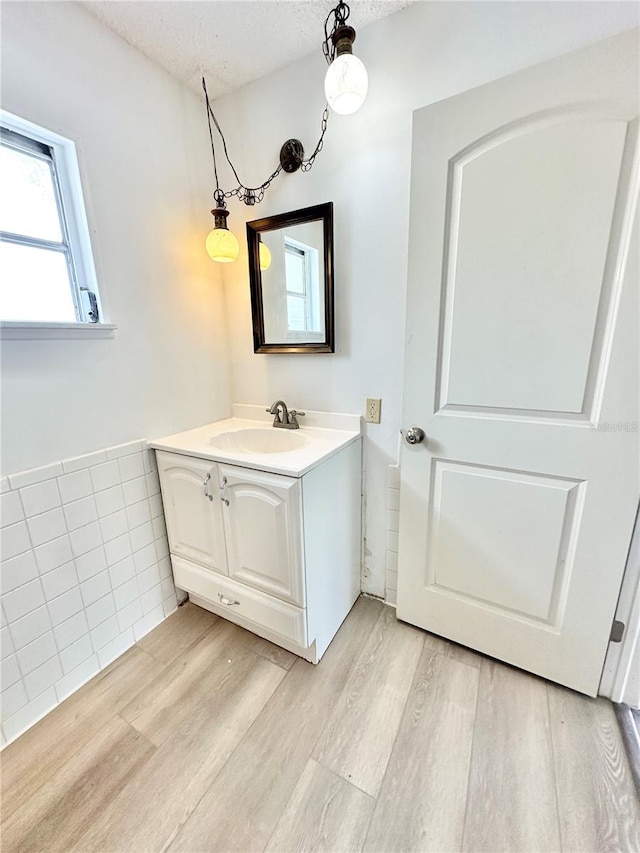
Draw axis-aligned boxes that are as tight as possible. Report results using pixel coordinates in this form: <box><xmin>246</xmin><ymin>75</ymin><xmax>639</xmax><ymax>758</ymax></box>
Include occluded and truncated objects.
<box><xmin>284</xmin><ymin>238</ymin><xmax>320</xmax><ymax>333</ymax></box>
<box><xmin>0</xmin><ymin>112</ymin><xmax>109</xmax><ymax>335</ymax></box>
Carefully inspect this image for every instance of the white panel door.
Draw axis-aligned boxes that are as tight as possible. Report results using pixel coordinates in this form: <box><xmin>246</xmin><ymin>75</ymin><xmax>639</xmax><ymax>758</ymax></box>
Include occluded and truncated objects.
<box><xmin>220</xmin><ymin>464</ymin><xmax>305</xmax><ymax>606</ymax></box>
<box><xmin>156</xmin><ymin>451</ymin><xmax>228</xmax><ymax>576</ymax></box>
<box><xmin>397</xmin><ymin>30</ymin><xmax>639</xmax><ymax>696</ymax></box>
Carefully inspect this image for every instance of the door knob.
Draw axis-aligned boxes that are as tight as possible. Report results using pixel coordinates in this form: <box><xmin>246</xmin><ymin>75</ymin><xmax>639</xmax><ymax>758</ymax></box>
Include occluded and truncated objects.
<box><xmin>403</xmin><ymin>426</ymin><xmax>426</xmax><ymax>445</ymax></box>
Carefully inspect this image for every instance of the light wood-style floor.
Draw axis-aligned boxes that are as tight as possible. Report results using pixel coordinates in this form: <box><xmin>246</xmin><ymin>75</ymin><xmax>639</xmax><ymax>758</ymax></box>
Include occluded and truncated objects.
<box><xmin>2</xmin><ymin>597</ymin><xmax>639</xmax><ymax>853</ymax></box>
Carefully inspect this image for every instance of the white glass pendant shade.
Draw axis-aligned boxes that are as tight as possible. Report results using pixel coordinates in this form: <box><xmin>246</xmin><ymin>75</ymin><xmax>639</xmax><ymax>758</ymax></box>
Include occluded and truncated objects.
<box><xmin>324</xmin><ymin>53</ymin><xmax>368</xmax><ymax>115</ymax></box>
<box><xmin>206</xmin><ymin>226</ymin><xmax>239</xmax><ymax>263</ymax></box>
<box><xmin>259</xmin><ymin>240</ymin><xmax>272</xmax><ymax>271</ymax></box>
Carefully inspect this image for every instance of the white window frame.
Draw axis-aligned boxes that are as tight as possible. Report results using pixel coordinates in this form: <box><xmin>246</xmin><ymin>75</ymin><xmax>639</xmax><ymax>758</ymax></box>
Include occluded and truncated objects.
<box><xmin>0</xmin><ymin>110</ymin><xmax>115</xmax><ymax>339</ymax></box>
<box><xmin>284</xmin><ymin>236</ymin><xmax>321</xmax><ymax>338</ymax></box>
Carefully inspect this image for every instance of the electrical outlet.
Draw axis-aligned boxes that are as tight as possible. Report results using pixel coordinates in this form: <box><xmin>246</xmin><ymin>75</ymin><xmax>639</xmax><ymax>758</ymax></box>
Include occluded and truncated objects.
<box><xmin>365</xmin><ymin>398</ymin><xmax>381</xmax><ymax>424</ymax></box>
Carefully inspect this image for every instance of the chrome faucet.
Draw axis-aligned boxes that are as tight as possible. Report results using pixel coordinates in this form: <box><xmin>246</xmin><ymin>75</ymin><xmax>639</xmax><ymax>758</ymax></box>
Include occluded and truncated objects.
<box><xmin>266</xmin><ymin>400</ymin><xmax>305</xmax><ymax>430</ymax></box>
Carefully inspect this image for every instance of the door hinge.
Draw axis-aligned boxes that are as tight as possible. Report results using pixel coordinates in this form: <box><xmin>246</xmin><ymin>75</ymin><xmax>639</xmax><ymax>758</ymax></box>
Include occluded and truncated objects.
<box><xmin>610</xmin><ymin>620</ymin><xmax>625</xmax><ymax>643</ymax></box>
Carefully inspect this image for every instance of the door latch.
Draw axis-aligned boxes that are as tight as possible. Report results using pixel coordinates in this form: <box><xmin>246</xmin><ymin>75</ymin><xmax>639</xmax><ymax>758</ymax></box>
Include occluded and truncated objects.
<box><xmin>610</xmin><ymin>620</ymin><xmax>625</xmax><ymax>643</ymax></box>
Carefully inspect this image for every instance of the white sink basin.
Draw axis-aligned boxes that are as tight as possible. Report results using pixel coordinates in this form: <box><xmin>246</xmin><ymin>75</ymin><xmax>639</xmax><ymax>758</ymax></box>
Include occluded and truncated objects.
<box><xmin>209</xmin><ymin>428</ymin><xmax>308</xmax><ymax>455</ymax></box>
<box><xmin>150</xmin><ymin>407</ymin><xmax>362</xmax><ymax>477</ymax></box>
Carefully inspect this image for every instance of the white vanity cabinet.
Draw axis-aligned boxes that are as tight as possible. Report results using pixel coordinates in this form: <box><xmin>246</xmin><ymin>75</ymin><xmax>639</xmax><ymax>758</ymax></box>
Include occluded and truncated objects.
<box><xmin>156</xmin><ymin>453</ymin><xmax>304</xmax><ymax>603</ymax></box>
<box><xmin>220</xmin><ymin>465</ymin><xmax>305</xmax><ymax>607</ymax></box>
<box><xmin>154</xmin><ymin>433</ymin><xmax>361</xmax><ymax>664</ymax></box>
<box><xmin>156</xmin><ymin>453</ymin><xmax>227</xmax><ymax>575</ymax></box>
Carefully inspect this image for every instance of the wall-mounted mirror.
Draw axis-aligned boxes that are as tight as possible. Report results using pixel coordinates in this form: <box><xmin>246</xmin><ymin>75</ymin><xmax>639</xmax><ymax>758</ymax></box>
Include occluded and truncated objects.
<box><xmin>246</xmin><ymin>202</ymin><xmax>334</xmax><ymax>353</ymax></box>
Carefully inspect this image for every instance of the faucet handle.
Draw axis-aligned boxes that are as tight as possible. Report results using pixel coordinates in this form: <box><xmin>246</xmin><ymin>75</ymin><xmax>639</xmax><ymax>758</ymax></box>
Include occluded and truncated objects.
<box><xmin>288</xmin><ymin>409</ymin><xmax>305</xmax><ymax>427</ymax></box>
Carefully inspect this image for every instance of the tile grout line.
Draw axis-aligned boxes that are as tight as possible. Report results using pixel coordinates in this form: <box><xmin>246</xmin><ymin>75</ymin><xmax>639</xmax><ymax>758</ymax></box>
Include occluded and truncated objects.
<box><xmin>8</xmin><ymin>484</ymin><xmax>54</xmax><ymax>692</ymax></box>
<box><xmin>1</xmin><ymin>444</ymin><xmax>178</xmax><ymax>744</ymax></box>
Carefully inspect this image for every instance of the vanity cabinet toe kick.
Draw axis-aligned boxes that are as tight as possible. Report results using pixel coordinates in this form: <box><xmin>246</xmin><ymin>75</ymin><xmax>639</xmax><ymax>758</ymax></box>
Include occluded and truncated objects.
<box><xmin>155</xmin><ymin>445</ymin><xmax>361</xmax><ymax>664</ymax></box>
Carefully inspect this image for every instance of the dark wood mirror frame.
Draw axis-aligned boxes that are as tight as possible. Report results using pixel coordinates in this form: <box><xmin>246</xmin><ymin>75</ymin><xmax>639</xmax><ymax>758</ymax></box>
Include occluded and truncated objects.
<box><xmin>246</xmin><ymin>202</ymin><xmax>334</xmax><ymax>354</ymax></box>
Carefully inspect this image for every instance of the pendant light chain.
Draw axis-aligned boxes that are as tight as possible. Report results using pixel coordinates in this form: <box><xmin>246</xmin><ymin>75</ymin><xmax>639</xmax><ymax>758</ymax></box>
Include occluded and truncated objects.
<box><xmin>201</xmin><ymin>2</ymin><xmax>352</xmax><ymax>206</ymax></box>
<box><xmin>300</xmin><ymin>107</ymin><xmax>329</xmax><ymax>173</ymax></box>
<box><xmin>203</xmin><ymin>0</ymin><xmax>365</xmax><ymax>263</ymax></box>
<box><xmin>202</xmin><ymin>76</ymin><xmax>333</xmax><ymax>205</ymax></box>
<box><xmin>203</xmin><ymin>77</ymin><xmax>283</xmax><ymax>206</ymax></box>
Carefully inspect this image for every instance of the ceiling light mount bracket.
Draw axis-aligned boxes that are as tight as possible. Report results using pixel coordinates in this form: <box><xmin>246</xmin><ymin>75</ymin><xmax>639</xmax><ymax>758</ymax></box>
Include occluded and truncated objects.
<box><xmin>279</xmin><ymin>139</ymin><xmax>305</xmax><ymax>173</ymax></box>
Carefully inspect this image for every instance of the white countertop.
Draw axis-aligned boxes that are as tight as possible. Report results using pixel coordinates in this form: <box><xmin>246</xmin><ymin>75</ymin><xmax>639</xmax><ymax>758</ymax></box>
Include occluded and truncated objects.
<box><xmin>148</xmin><ymin>404</ymin><xmax>362</xmax><ymax>478</ymax></box>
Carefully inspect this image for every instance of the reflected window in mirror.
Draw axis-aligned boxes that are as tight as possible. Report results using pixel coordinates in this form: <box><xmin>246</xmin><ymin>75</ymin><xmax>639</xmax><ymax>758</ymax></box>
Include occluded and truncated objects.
<box><xmin>247</xmin><ymin>203</ymin><xmax>334</xmax><ymax>353</ymax></box>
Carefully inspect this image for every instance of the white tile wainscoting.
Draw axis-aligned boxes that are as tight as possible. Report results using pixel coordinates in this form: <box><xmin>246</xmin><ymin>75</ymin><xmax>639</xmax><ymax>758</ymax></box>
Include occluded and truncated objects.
<box><xmin>385</xmin><ymin>465</ymin><xmax>400</xmax><ymax>605</ymax></box>
<box><xmin>0</xmin><ymin>441</ymin><xmax>182</xmax><ymax>746</ymax></box>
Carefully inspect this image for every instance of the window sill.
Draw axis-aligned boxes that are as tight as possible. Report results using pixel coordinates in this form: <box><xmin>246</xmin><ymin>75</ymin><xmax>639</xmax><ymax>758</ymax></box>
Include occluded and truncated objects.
<box><xmin>0</xmin><ymin>322</ymin><xmax>118</xmax><ymax>340</ymax></box>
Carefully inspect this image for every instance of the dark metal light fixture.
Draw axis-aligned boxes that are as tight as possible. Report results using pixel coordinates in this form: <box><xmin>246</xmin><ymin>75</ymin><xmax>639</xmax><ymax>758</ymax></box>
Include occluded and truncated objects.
<box><xmin>205</xmin><ymin>189</ymin><xmax>239</xmax><ymax>262</ymax></box>
<box><xmin>203</xmin><ymin>1</ymin><xmax>367</xmax><ymax>262</ymax></box>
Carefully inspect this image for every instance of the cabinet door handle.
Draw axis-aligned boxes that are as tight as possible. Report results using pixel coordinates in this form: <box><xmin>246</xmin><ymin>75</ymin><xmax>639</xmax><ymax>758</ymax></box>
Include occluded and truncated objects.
<box><xmin>219</xmin><ymin>476</ymin><xmax>229</xmax><ymax>505</ymax></box>
<box><xmin>202</xmin><ymin>472</ymin><xmax>213</xmax><ymax>501</ymax></box>
<box><xmin>218</xmin><ymin>592</ymin><xmax>240</xmax><ymax>606</ymax></box>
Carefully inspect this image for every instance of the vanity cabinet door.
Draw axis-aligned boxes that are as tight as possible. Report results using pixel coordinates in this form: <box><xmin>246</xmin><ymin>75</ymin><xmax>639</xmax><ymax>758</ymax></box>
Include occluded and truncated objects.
<box><xmin>219</xmin><ymin>464</ymin><xmax>305</xmax><ymax>606</ymax></box>
<box><xmin>156</xmin><ymin>451</ymin><xmax>228</xmax><ymax>576</ymax></box>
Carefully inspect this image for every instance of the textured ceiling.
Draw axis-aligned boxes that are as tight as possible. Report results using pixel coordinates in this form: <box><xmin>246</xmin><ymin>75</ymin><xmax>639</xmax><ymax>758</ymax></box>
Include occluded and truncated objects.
<box><xmin>82</xmin><ymin>1</ymin><xmax>414</xmax><ymax>99</ymax></box>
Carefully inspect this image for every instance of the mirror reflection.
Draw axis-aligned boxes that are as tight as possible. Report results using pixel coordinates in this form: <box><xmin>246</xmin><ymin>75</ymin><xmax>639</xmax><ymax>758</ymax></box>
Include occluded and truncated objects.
<box><xmin>261</xmin><ymin>220</ymin><xmax>325</xmax><ymax>344</ymax></box>
<box><xmin>247</xmin><ymin>203</ymin><xmax>334</xmax><ymax>353</ymax></box>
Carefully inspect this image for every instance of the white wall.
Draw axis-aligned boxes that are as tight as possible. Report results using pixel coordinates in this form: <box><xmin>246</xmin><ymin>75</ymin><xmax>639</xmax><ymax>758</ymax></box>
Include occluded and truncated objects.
<box><xmin>210</xmin><ymin>1</ymin><xmax>640</xmax><ymax>595</ymax></box>
<box><xmin>0</xmin><ymin>1</ymin><xmax>231</xmax><ymax>476</ymax></box>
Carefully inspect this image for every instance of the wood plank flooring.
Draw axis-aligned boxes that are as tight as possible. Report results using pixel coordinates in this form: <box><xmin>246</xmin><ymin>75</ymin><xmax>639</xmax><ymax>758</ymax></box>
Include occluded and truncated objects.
<box><xmin>1</xmin><ymin>598</ymin><xmax>638</xmax><ymax>853</ymax></box>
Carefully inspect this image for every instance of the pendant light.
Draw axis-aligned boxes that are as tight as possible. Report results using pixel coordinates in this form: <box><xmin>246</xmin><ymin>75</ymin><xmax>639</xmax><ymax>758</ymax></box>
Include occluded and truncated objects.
<box><xmin>324</xmin><ymin>10</ymin><xmax>368</xmax><ymax>115</ymax></box>
<box><xmin>258</xmin><ymin>235</ymin><xmax>272</xmax><ymax>271</ymax></box>
<box><xmin>206</xmin><ymin>190</ymin><xmax>240</xmax><ymax>263</ymax></box>
<box><xmin>203</xmin><ymin>82</ymin><xmax>240</xmax><ymax>264</ymax></box>
<box><xmin>202</xmin><ymin>1</ymin><xmax>366</xmax><ymax>263</ymax></box>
